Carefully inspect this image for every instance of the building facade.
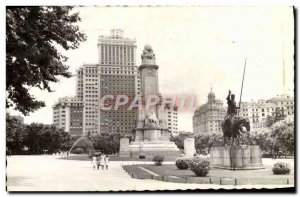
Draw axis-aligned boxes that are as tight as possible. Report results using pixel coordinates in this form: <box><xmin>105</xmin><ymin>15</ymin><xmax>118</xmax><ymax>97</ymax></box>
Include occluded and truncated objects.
<box><xmin>267</xmin><ymin>94</ymin><xmax>294</xmax><ymax>122</ymax></box>
<box><xmin>75</xmin><ymin>29</ymin><xmax>140</xmax><ymax>135</ymax></box>
<box><xmin>192</xmin><ymin>89</ymin><xmax>226</xmax><ymax>135</ymax></box>
<box><xmin>166</xmin><ymin>107</ymin><xmax>179</xmax><ymax>136</ymax></box>
<box><xmin>52</xmin><ymin>97</ymin><xmax>84</xmax><ymax>136</ymax></box>
<box><xmin>239</xmin><ymin>100</ymin><xmax>277</xmax><ymax>130</ymax></box>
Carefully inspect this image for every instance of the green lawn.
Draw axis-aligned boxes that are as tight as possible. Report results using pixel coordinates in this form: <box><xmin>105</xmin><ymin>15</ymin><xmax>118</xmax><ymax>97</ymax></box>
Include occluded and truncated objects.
<box><xmin>140</xmin><ymin>163</ymin><xmax>294</xmax><ymax>179</ymax></box>
<box><xmin>123</xmin><ymin>163</ymin><xmax>294</xmax><ymax>185</ymax></box>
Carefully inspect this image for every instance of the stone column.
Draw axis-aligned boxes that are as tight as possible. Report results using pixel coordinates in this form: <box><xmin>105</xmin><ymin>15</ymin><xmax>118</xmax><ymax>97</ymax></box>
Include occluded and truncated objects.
<box><xmin>184</xmin><ymin>137</ymin><xmax>195</xmax><ymax>157</ymax></box>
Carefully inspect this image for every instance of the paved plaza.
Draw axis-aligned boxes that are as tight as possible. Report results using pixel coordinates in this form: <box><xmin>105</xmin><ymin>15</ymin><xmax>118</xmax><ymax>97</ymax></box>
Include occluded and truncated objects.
<box><xmin>7</xmin><ymin>156</ymin><xmax>293</xmax><ymax>191</ymax></box>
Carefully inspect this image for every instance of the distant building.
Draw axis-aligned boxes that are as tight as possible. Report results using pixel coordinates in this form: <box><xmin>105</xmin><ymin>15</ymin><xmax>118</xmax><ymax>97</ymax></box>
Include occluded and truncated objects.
<box><xmin>52</xmin><ymin>97</ymin><xmax>84</xmax><ymax>136</ymax></box>
<box><xmin>166</xmin><ymin>107</ymin><xmax>179</xmax><ymax>136</ymax></box>
<box><xmin>267</xmin><ymin>94</ymin><xmax>294</xmax><ymax>122</ymax></box>
<box><xmin>239</xmin><ymin>100</ymin><xmax>277</xmax><ymax>130</ymax></box>
<box><xmin>239</xmin><ymin>94</ymin><xmax>294</xmax><ymax>130</ymax></box>
<box><xmin>192</xmin><ymin>89</ymin><xmax>226</xmax><ymax>135</ymax></box>
<box><xmin>10</xmin><ymin>115</ymin><xmax>24</xmax><ymax>124</ymax></box>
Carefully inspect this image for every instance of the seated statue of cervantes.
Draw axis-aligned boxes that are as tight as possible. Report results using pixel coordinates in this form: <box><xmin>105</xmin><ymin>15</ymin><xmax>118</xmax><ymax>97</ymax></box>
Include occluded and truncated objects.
<box><xmin>145</xmin><ymin>111</ymin><xmax>159</xmax><ymax>128</ymax></box>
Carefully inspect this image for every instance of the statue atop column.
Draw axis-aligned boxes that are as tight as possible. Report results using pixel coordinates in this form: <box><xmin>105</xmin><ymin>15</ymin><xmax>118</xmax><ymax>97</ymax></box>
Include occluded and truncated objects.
<box><xmin>141</xmin><ymin>45</ymin><xmax>156</xmax><ymax>64</ymax></box>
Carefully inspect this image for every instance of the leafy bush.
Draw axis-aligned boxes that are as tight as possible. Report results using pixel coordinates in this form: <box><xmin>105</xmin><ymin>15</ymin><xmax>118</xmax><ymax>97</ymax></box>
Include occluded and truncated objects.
<box><xmin>139</xmin><ymin>154</ymin><xmax>146</xmax><ymax>159</ymax></box>
<box><xmin>188</xmin><ymin>157</ymin><xmax>210</xmax><ymax>176</ymax></box>
<box><xmin>272</xmin><ymin>162</ymin><xmax>291</xmax><ymax>175</ymax></box>
<box><xmin>72</xmin><ymin>147</ymin><xmax>84</xmax><ymax>154</ymax></box>
<box><xmin>153</xmin><ymin>155</ymin><xmax>164</xmax><ymax>166</ymax></box>
<box><xmin>175</xmin><ymin>157</ymin><xmax>190</xmax><ymax>170</ymax></box>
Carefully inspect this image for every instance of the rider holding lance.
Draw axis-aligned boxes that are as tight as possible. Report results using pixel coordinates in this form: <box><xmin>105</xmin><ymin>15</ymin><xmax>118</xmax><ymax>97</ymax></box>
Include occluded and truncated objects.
<box><xmin>225</xmin><ymin>90</ymin><xmax>240</xmax><ymax>131</ymax></box>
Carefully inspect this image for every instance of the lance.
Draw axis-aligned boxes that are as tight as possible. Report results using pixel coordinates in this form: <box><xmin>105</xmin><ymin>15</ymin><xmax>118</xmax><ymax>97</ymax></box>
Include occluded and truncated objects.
<box><xmin>239</xmin><ymin>58</ymin><xmax>247</xmax><ymax>110</ymax></box>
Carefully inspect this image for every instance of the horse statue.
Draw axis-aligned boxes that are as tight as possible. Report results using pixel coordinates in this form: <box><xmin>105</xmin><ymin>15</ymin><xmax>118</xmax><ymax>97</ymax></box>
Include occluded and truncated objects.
<box><xmin>221</xmin><ymin>116</ymin><xmax>251</xmax><ymax>146</ymax></box>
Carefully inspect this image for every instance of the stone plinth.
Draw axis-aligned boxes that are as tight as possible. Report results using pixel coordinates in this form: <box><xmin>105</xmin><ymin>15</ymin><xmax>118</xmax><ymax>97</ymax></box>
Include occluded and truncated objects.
<box><xmin>210</xmin><ymin>145</ymin><xmax>264</xmax><ymax>170</ymax></box>
<box><xmin>184</xmin><ymin>137</ymin><xmax>195</xmax><ymax>157</ymax></box>
<box><xmin>121</xmin><ymin>141</ymin><xmax>180</xmax><ymax>159</ymax></box>
<box><xmin>119</xmin><ymin>138</ymin><xmax>130</xmax><ymax>157</ymax></box>
<box><xmin>144</xmin><ymin>129</ymin><xmax>160</xmax><ymax>141</ymax></box>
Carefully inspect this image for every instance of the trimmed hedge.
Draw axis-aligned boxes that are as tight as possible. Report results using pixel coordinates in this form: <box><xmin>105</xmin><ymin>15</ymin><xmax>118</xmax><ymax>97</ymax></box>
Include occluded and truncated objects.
<box><xmin>153</xmin><ymin>155</ymin><xmax>164</xmax><ymax>166</ymax></box>
<box><xmin>188</xmin><ymin>157</ymin><xmax>210</xmax><ymax>177</ymax></box>
<box><xmin>175</xmin><ymin>157</ymin><xmax>190</xmax><ymax>170</ymax></box>
<box><xmin>272</xmin><ymin>162</ymin><xmax>291</xmax><ymax>175</ymax></box>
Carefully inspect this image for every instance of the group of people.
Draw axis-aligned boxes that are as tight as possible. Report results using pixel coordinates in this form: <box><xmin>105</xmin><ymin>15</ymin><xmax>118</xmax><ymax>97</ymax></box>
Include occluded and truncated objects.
<box><xmin>91</xmin><ymin>154</ymin><xmax>109</xmax><ymax>170</ymax></box>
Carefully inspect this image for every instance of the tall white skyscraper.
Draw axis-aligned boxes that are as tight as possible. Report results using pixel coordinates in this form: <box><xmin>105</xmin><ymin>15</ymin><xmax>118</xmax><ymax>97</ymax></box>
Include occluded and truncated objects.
<box><xmin>75</xmin><ymin>29</ymin><xmax>140</xmax><ymax>135</ymax></box>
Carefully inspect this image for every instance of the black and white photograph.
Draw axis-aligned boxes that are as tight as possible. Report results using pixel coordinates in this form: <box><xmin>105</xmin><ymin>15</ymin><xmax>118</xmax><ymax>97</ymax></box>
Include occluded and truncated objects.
<box><xmin>5</xmin><ymin>4</ymin><xmax>296</xmax><ymax>192</ymax></box>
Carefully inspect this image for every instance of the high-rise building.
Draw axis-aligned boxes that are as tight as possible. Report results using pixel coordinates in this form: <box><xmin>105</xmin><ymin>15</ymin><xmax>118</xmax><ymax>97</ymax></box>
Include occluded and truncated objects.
<box><xmin>75</xmin><ymin>29</ymin><xmax>140</xmax><ymax>135</ymax></box>
<box><xmin>166</xmin><ymin>107</ymin><xmax>179</xmax><ymax>136</ymax></box>
<box><xmin>52</xmin><ymin>97</ymin><xmax>84</xmax><ymax>136</ymax></box>
<box><xmin>193</xmin><ymin>89</ymin><xmax>226</xmax><ymax>135</ymax></box>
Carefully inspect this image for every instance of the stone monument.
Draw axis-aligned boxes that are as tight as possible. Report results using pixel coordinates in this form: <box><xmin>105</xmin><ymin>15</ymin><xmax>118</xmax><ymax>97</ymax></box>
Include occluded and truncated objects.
<box><xmin>210</xmin><ymin>90</ymin><xmax>264</xmax><ymax>170</ymax></box>
<box><xmin>184</xmin><ymin>137</ymin><xmax>196</xmax><ymax>157</ymax></box>
<box><xmin>119</xmin><ymin>45</ymin><xmax>180</xmax><ymax>158</ymax></box>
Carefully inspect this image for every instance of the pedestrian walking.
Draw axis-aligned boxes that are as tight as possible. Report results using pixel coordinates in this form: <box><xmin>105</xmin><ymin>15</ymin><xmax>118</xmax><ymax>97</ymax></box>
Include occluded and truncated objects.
<box><xmin>91</xmin><ymin>155</ymin><xmax>97</xmax><ymax>170</ymax></box>
<box><xmin>100</xmin><ymin>154</ymin><xmax>105</xmax><ymax>170</ymax></box>
<box><xmin>96</xmin><ymin>154</ymin><xmax>101</xmax><ymax>170</ymax></box>
<box><xmin>104</xmin><ymin>155</ymin><xmax>109</xmax><ymax>170</ymax></box>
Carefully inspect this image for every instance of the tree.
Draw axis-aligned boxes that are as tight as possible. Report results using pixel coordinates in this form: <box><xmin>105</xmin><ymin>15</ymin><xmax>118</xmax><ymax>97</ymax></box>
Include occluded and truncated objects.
<box><xmin>249</xmin><ymin>121</ymin><xmax>295</xmax><ymax>158</ymax></box>
<box><xmin>6</xmin><ymin>115</ymin><xmax>25</xmax><ymax>154</ymax></box>
<box><xmin>6</xmin><ymin>6</ymin><xmax>86</xmax><ymax>115</ymax></box>
<box><xmin>270</xmin><ymin>121</ymin><xmax>294</xmax><ymax>157</ymax></box>
<box><xmin>23</xmin><ymin>123</ymin><xmax>44</xmax><ymax>154</ymax></box>
<box><xmin>194</xmin><ymin>134</ymin><xmax>210</xmax><ymax>153</ymax></box>
<box><xmin>23</xmin><ymin>123</ymin><xmax>72</xmax><ymax>154</ymax></box>
<box><xmin>249</xmin><ymin>129</ymin><xmax>273</xmax><ymax>156</ymax></box>
<box><xmin>265</xmin><ymin>115</ymin><xmax>276</xmax><ymax>128</ymax></box>
<box><xmin>170</xmin><ymin>134</ymin><xmax>185</xmax><ymax>149</ymax></box>
<box><xmin>92</xmin><ymin>132</ymin><xmax>133</xmax><ymax>154</ymax></box>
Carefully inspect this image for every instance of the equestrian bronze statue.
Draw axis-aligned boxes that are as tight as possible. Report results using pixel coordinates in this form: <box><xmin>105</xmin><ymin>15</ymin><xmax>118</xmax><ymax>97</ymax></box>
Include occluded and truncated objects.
<box><xmin>221</xmin><ymin>90</ymin><xmax>250</xmax><ymax>145</ymax></box>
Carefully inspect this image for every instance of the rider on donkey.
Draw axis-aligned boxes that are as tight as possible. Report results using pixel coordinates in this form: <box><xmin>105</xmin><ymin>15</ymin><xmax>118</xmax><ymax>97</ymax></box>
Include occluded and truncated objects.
<box><xmin>224</xmin><ymin>90</ymin><xmax>240</xmax><ymax>131</ymax></box>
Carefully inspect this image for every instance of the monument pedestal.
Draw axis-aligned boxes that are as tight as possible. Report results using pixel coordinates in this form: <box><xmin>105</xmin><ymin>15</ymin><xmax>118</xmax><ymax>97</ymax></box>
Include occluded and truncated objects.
<box><xmin>184</xmin><ymin>137</ymin><xmax>196</xmax><ymax>157</ymax></box>
<box><xmin>210</xmin><ymin>145</ymin><xmax>264</xmax><ymax>170</ymax></box>
<box><xmin>119</xmin><ymin>137</ymin><xmax>181</xmax><ymax>158</ymax></box>
<box><xmin>129</xmin><ymin>141</ymin><xmax>180</xmax><ymax>158</ymax></box>
<box><xmin>119</xmin><ymin>45</ymin><xmax>181</xmax><ymax>159</ymax></box>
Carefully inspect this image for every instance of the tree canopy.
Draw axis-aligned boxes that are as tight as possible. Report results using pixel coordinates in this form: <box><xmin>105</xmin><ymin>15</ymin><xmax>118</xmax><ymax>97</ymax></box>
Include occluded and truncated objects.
<box><xmin>6</xmin><ymin>6</ymin><xmax>86</xmax><ymax>115</ymax></box>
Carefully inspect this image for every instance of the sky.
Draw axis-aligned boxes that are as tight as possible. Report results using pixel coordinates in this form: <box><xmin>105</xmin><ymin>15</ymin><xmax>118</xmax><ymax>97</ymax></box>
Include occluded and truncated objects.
<box><xmin>8</xmin><ymin>6</ymin><xmax>294</xmax><ymax>132</ymax></box>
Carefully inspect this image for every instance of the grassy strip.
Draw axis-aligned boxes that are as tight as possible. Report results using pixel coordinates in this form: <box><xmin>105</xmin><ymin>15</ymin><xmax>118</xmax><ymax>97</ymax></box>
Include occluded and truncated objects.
<box><xmin>123</xmin><ymin>164</ymin><xmax>294</xmax><ymax>186</ymax></box>
<box><xmin>123</xmin><ymin>165</ymin><xmax>156</xmax><ymax>179</ymax></box>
